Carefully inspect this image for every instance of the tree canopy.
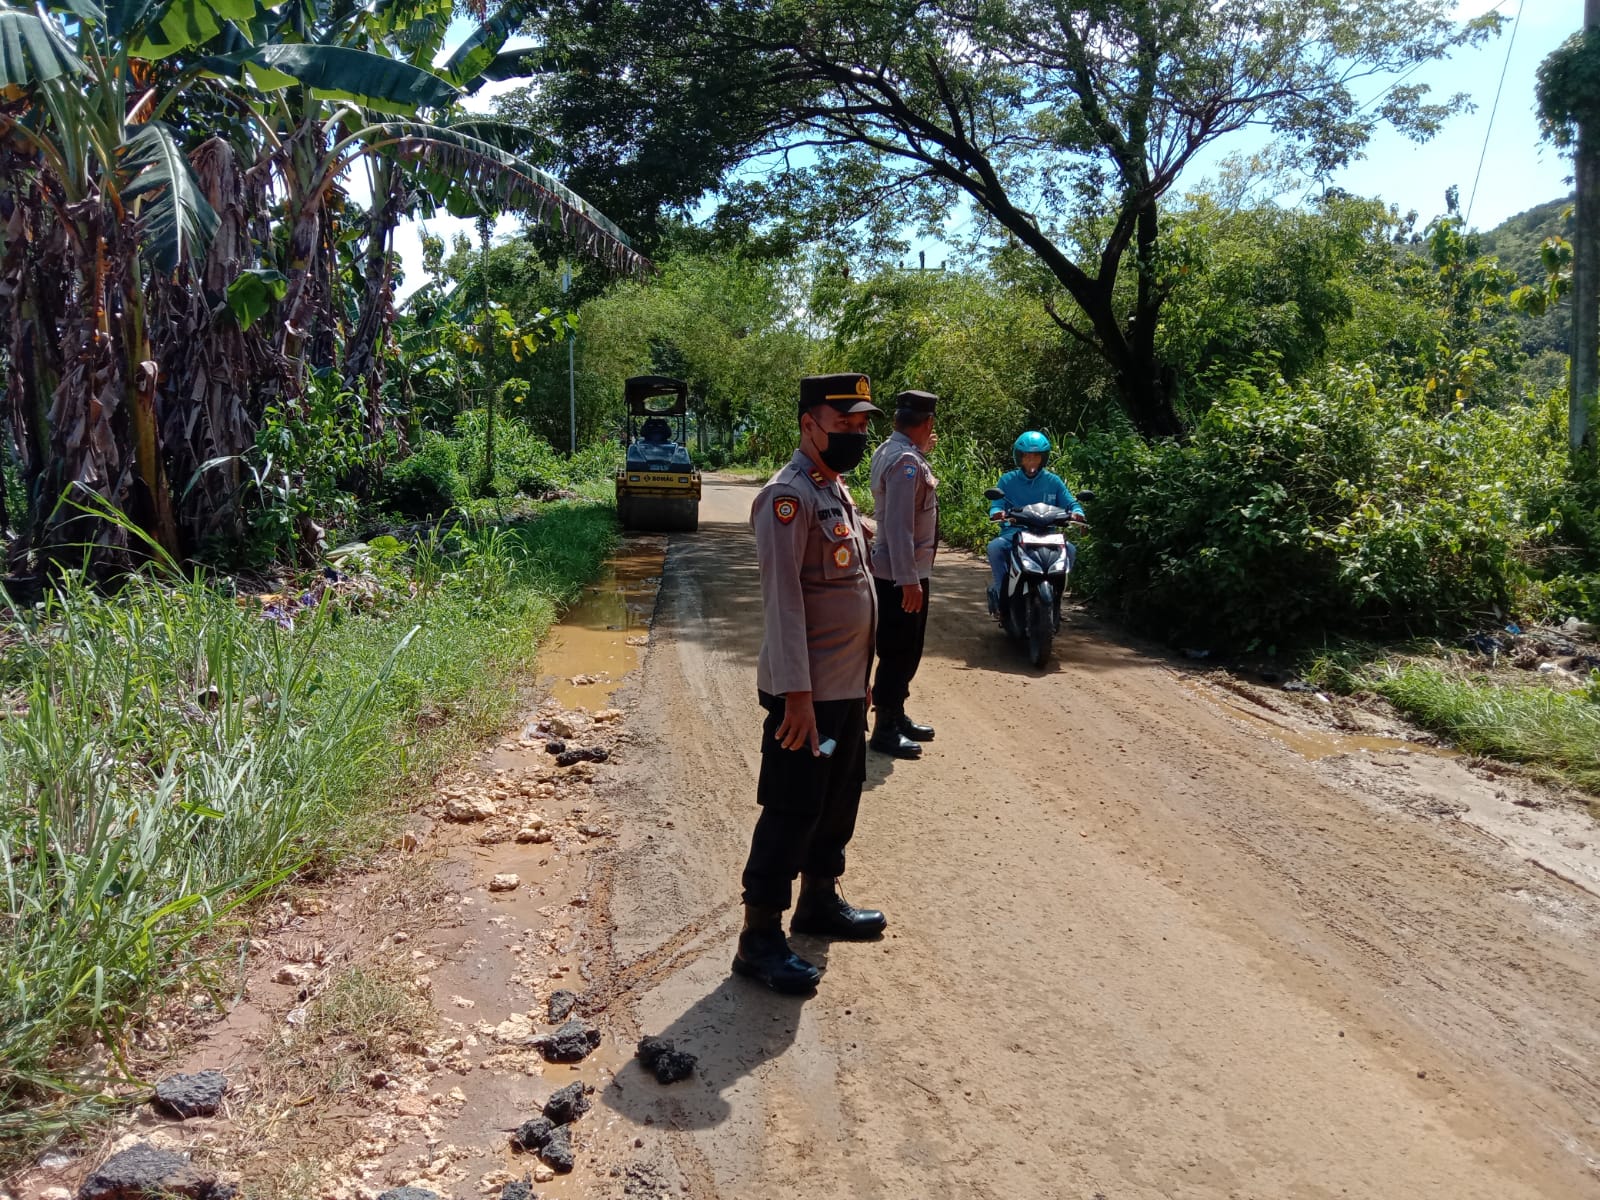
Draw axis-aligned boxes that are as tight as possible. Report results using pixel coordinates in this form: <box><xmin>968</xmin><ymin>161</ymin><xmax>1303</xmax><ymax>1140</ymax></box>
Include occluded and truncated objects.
<box><xmin>522</xmin><ymin>0</ymin><xmax>1503</xmax><ymax>438</ymax></box>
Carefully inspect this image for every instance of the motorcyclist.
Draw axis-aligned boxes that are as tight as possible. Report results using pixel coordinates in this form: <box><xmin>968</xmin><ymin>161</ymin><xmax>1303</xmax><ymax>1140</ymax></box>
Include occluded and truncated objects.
<box><xmin>986</xmin><ymin>431</ymin><xmax>1085</xmax><ymax>614</ymax></box>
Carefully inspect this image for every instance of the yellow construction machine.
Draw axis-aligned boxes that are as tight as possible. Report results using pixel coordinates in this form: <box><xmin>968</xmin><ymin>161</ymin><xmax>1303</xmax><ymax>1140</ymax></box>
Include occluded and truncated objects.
<box><xmin>615</xmin><ymin>375</ymin><xmax>701</xmax><ymax>532</ymax></box>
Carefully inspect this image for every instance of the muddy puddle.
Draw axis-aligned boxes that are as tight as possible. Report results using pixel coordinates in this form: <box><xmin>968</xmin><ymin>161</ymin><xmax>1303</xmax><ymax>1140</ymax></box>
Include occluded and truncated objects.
<box><xmin>1183</xmin><ymin>677</ymin><xmax>1454</xmax><ymax>762</ymax></box>
<box><xmin>537</xmin><ymin>536</ymin><xmax>667</xmax><ymax>710</ymax></box>
<box><xmin>1203</xmin><ymin>688</ymin><xmax>1457</xmax><ymax>762</ymax></box>
<box><xmin>339</xmin><ymin>532</ymin><xmax>676</xmax><ymax>1197</ymax></box>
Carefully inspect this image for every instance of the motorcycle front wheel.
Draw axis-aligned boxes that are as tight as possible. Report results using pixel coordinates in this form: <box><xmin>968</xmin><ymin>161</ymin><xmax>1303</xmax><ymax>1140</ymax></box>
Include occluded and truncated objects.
<box><xmin>1026</xmin><ymin>591</ymin><xmax>1053</xmax><ymax>667</ymax></box>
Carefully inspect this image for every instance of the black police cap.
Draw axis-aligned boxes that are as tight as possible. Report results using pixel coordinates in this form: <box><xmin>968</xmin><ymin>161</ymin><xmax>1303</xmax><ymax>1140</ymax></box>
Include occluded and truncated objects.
<box><xmin>799</xmin><ymin>373</ymin><xmax>882</xmax><ymax>415</ymax></box>
<box><xmin>892</xmin><ymin>389</ymin><xmax>938</xmax><ymax>415</ymax></box>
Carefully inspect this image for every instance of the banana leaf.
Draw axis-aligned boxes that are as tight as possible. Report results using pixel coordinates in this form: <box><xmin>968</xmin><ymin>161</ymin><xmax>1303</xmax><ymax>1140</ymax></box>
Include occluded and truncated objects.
<box><xmin>122</xmin><ymin>120</ymin><xmax>220</xmax><ymax>272</ymax></box>
<box><xmin>370</xmin><ymin>120</ymin><xmax>647</xmax><ymax>275</ymax></box>
<box><xmin>199</xmin><ymin>41</ymin><xmax>458</xmax><ymax>114</ymax></box>
<box><xmin>0</xmin><ymin>9</ymin><xmax>85</xmax><ymax>86</ymax></box>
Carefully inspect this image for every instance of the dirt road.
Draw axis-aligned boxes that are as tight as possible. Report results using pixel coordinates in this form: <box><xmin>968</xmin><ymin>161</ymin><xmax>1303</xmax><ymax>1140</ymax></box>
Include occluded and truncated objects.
<box><xmin>589</xmin><ymin>475</ymin><xmax>1600</xmax><ymax>1199</ymax></box>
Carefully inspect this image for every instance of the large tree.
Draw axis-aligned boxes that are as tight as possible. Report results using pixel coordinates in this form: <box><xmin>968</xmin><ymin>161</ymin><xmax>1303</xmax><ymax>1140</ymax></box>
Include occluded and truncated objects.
<box><xmin>524</xmin><ymin>0</ymin><xmax>1500</xmax><ymax>438</ymax></box>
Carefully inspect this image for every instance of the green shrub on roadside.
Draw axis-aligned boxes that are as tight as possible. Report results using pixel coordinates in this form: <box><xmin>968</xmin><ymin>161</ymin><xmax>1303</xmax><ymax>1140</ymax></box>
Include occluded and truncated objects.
<box><xmin>384</xmin><ymin>415</ymin><xmax>620</xmax><ymax>517</ymax></box>
<box><xmin>381</xmin><ymin>431</ymin><xmax>465</xmax><ymax>517</ymax></box>
<box><xmin>1068</xmin><ymin>369</ymin><xmax>1567</xmax><ymax>648</ymax></box>
<box><xmin>928</xmin><ymin>433</ymin><xmax>1009</xmax><ymax>554</ymax></box>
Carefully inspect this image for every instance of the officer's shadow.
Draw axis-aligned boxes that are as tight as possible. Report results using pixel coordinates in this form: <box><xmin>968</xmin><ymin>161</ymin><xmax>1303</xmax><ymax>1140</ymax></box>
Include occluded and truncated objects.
<box><xmin>600</xmin><ymin>948</ymin><xmax>830</xmax><ymax>1131</ymax></box>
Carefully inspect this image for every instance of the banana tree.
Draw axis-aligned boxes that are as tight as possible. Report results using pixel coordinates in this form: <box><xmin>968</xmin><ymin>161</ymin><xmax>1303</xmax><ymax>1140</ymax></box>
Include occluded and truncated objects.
<box><xmin>200</xmin><ymin>0</ymin><xmax>645</xmax><ymax>449</ymax></box>
<box><xmin>0</xmin><ymin>0</ymin><xmax>644</xmax><ymax>567</ymax></box>
<box><xmin>0</xmin><ymin>0</ymin><xmax>233</xmax><ymax>562</ymax></box>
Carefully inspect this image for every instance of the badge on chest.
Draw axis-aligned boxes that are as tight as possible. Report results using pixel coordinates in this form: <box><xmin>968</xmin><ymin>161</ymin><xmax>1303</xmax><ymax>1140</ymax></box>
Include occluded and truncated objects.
<box><xmin>833</xmin><ymin>545</ymin><xmax>852</xmax><ymax>568</ymax></box>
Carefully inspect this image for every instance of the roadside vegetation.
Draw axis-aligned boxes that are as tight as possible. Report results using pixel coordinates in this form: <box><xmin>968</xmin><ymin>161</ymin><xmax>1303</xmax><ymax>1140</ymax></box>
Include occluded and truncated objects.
<box><xmin>1309</xmin><ymin>652</ymin><xmax>1600</xmax><ymax>797</ymax></box>
<box><xmin>4</xmin><ymin>0</ymin><xmax>1600</xmax><ymax>1167</ymax></box>
<box><xmin>0</xmin><ymin>501</ymin><xmax>615</xmax><ymax>1159</ymax></box>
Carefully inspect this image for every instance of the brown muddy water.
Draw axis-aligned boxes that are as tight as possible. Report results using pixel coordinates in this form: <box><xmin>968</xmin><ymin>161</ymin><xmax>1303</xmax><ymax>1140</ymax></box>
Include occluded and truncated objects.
<box><xmin>537</xmin><ymin>536</ymin><xmax>667</xmax><ymax>711</ymax></box>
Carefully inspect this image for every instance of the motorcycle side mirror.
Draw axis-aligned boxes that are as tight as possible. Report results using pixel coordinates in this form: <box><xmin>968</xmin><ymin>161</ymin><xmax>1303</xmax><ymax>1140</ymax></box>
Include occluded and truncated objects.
<box><xmin>1076</xmin><ymin>489</ymin><xmax>1097</xmax><ymax>503</ymax></box>
<box><xmin>983</xmin><ymin>487</ymin><xmax>1005</xmax><ymax>500</ymax></box>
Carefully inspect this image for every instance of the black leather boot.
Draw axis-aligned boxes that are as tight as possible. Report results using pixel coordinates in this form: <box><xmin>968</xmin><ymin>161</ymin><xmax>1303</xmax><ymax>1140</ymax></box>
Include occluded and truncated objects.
<box><xmin>898</xmin><ymin>713</ymin><xmax>935</xmax><ymax>741</ymax></box>
<box><xmin>791</xmin><ymin>875</ymin><xmax>887</xmax><ymax>939</ymax></box>
<box><xmin>869</xmin><ymin>708</ymin><xmax>921</xmax><ymax>758</ymax></box>
<box><xmin>732</xmin><ymin>906</ymin><xmax>822</xmax><ymax>994</ymax></box>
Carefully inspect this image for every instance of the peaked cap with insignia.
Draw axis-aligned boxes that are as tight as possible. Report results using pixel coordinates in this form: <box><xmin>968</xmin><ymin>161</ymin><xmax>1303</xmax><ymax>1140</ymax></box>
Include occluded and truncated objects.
<box><xmin>799</xmin><ymin>373</ymin><xmax>882</xmax><ymax>415</ymax></box>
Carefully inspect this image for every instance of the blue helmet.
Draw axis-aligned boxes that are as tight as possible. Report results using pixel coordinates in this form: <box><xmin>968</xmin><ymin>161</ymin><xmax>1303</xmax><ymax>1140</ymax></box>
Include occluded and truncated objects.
<box><xmin>1012</xmin><ymin>430</ymin><xmax>1051</xmax><ymax>476</ymax></box>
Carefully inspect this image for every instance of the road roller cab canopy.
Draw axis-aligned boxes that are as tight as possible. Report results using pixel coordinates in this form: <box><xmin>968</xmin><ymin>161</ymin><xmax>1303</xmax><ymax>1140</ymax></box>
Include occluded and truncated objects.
<box><xmin>618</xmin><ymin>375</ymin><xmax>700</xmax><ymax>532</ymax></box>
<box><xmin>624</xmin><ymin>376</ymin><xmax>692</xmax><ymax>471</ymax></box>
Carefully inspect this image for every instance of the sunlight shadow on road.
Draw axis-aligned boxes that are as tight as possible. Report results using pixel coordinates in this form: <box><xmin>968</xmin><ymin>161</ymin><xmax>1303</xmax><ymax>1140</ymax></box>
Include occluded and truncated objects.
<box><xmin>654</xmin><ymin>487</ymin><xmax>765</xmax><ymax>673</ymax></box>
<box><xmin>600</xmin><ymin>967</ymin><xmax>818</xmax><ymax>1131</ymax></box>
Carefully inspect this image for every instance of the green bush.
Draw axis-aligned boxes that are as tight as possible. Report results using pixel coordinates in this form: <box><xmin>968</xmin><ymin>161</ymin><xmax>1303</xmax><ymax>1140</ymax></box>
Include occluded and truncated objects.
<box><xmin>382</xmin><ymin>431</ymin><xmax>466</xmax><ymax>517</ymax></box>
<box><xmin>383</xmin><ymin>417</ymin><xmax>621</xmax><ymax>517</ymax></box>
<box><xmin>1069</xmin><ymin>369</ymin><xmax>1567</xmax><ymax>648</ymax></box>
<box><xmin>453</xmin><ymin>409</ymin><xmax>568</xmax><ymax>497</ymax></box>
<box><xmin>928</xmin><ymin>433</ymin><xmax>1010</xmax><ymax>554</ymax></box>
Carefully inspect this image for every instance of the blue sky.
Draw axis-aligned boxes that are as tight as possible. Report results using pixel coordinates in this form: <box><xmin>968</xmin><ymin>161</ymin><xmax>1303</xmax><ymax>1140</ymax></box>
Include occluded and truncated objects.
<box><xmin>394</xmin><ymin>0</ymin><xmax>1573</xmax><ymax>299</ymax></box>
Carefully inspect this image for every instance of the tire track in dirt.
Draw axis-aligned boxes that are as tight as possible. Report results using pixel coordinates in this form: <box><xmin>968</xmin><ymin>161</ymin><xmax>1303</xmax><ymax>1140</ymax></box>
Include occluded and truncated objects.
<box><xmin>586</xmin><ymin>475</ymin><xmax>1600</xmax><ymax>1200</ymax></box>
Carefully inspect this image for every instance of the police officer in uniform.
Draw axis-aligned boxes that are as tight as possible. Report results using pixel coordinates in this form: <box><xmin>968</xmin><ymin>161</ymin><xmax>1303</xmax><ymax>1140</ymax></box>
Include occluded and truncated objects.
<box><xmin>868</xmin><ymin>390</ymin><xmax>939</xmax><ymax>758</ymax></box>
<box><xmin>736</xmin><ymin>373</ymin><xmax>889</xmax><ymax>995</ymax></box>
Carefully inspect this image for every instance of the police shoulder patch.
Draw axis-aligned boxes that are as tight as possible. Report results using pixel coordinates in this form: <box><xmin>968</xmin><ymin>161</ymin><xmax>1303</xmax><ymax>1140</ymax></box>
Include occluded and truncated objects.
<box><xmin>902</xmin><ymin>462</ymin><xmax>917</xmax><ymax>479</ymax></box>
<box><xmin>772</xmin><ymin>495</ymin><xmax>800</xmax><ymax>525</ymax></box>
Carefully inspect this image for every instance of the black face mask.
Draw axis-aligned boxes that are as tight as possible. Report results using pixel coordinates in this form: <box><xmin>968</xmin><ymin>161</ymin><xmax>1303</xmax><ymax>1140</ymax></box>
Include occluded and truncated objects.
<box><xmin>815</xmin><ymin>430</ymin><xmax>869</xmax><ymax>474</ymax></box>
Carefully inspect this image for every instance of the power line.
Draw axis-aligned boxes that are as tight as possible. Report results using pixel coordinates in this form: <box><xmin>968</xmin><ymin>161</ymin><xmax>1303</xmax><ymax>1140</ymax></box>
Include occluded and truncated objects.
<box><xmin>1356</xmin><ymin>0</ymin><xmax>1514</xmax><ymax>118</ymax></box>
<box><xmin>1466</xmin><ymin>0</ymin><xmax>1526</xmax><ymax>224</ymax></box>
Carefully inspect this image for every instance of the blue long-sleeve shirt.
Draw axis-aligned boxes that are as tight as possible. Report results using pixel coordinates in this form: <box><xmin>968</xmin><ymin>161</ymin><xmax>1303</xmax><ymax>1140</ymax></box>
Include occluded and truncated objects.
<box><xmin>989</xmin><ymin>468</ymin><xmax>1083</xmax><ymax>528</ymax></box>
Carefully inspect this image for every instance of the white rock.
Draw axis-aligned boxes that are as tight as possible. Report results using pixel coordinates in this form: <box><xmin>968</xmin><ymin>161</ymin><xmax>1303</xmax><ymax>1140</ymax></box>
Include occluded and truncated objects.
<box><xmin>491</xmin><ymin>1013</ymin><xmax>535</xmax><ymax>1043</ymax></box>
<box><xmin>533</xmin><ymin>1165</ymin><xmax>556</xmax><ymax>1183</ymax></box>
<box><xmin>445</xmin><ymin>795</ymin><xmax>497</xmax><ymax>822</ymax></box>
<box><xmin>515</xmin><ymin>828</ymin><xmax>552</xmax><ymax>844</ymax></box>
<box><xmin>275</xmin><ymin>963</ymin><xmax>313</xmax><ymax>986</ymax></box>
<box><xmin>546</xmin><ymin>712</ymin><xmax>588</xmax><ymax>739</ymax></box>
<box><xmin>488</xmin><ymin>874</ymin><xmax>521</xmax><ymax>893</ymax></box>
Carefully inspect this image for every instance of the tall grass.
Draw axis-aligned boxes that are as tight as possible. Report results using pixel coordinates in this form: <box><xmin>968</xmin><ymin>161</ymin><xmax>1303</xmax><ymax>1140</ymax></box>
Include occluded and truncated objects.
<box><xmin>1315</xmin><ymin>656</ymin><xmax>1600</xmax><ymax>795</ymax></box>
<box><xmin>928</xmin><ymin>433</ymin><xmax>1008</xmax><ymax>554</ymax></box>
<box><xmin>0</xmin><ymin>502</ymin><xmax>615</xmax><ymax>1156</ymax></box>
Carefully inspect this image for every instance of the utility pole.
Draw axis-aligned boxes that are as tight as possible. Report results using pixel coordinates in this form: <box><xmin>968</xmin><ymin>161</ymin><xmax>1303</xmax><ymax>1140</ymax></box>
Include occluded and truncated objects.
<box><xmin>562</xmin><ymin>263</ymin><xmax>576</xmax><ymax>455</ymax></box>
<box><xmin>479</xmin><ymin>212</ymin><xmax>495</xmax><ymax>486</ymax></box>
<box><xmin>1572</xmin><ymin>0</ymin><xmax>1600</xmax><ymax>464</ymax></box>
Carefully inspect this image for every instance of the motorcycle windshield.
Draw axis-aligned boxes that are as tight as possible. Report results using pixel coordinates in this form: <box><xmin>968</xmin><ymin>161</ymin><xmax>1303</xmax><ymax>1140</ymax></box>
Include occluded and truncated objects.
<box><xmin>1013</xmin><ymin>503</ymin><xmax>1070</xmax><ymax>529</ymax></box>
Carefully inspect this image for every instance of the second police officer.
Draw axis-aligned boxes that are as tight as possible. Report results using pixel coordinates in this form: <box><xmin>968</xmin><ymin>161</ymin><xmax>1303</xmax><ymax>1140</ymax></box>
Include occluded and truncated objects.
<box><xmin>867</xmin><ymin>390</ymin><xmax>939</xmax><ymax>759</ymax></box>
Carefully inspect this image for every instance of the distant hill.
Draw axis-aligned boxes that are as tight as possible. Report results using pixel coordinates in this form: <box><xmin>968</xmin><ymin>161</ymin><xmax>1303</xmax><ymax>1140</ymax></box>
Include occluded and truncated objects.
<box><xmin>1479</xmin><ymin>195</ymin><xmax>1572</xmax><ymax>368</ymax></box>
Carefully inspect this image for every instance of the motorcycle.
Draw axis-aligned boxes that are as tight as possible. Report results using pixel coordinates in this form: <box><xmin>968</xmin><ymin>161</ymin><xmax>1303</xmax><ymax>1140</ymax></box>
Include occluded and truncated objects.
<box><xmin>985</xmin><ymin>486</ymin><xmax>1091</xmax><ymax>667</ymax></box>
